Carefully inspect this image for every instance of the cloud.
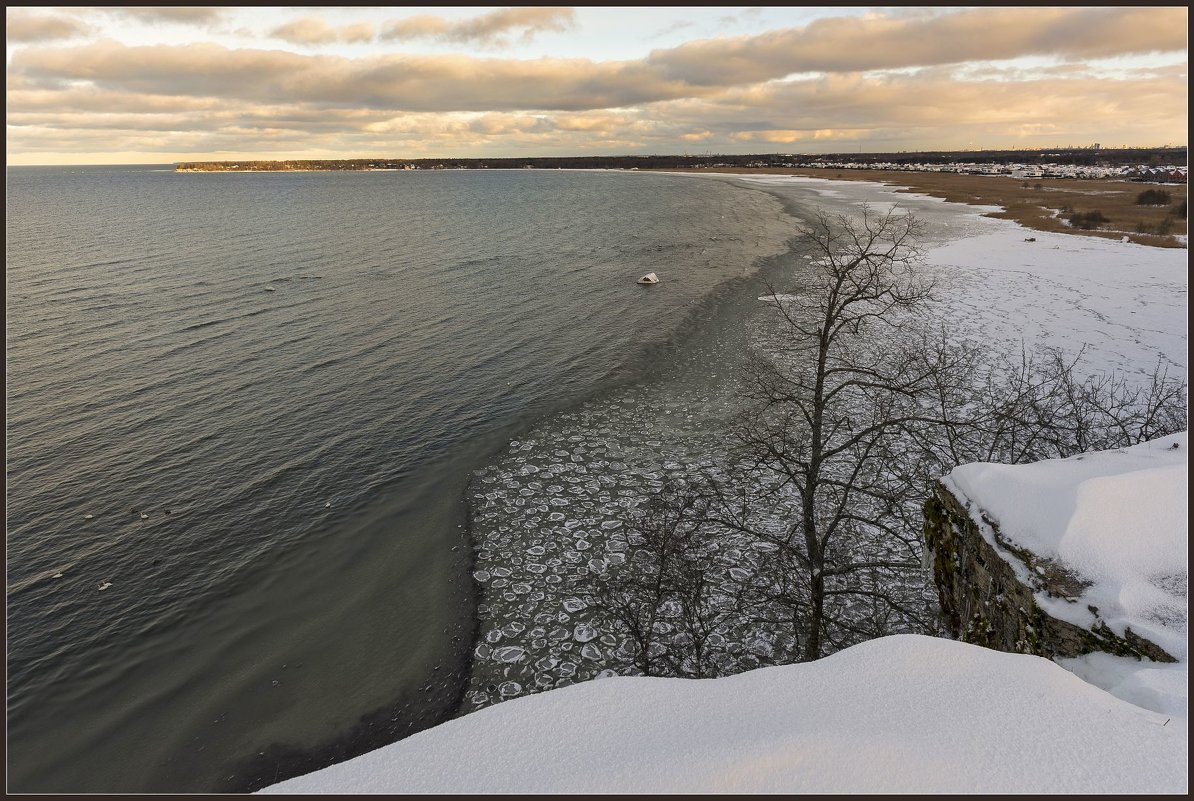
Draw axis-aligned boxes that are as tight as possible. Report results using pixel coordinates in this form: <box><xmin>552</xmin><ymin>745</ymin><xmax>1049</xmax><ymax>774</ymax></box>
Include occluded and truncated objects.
<box><xmin>650</xmin><ymin>70</ymin><xmax>1189</xmax><ymax>146</ymax></box>
<box><xmin>5</xmin><ymin>9</ymin><xmax>91</xmax><ymax>43</ymax></box>
<box><xmin>717</xmin><ymin>7</ymin><xmax>764</xmax><ymax>27</ymax></box>
<box><xmin>647</xmin><ymin>7</ymin><xmax>1188</xmax><ymax>85</ymax></box>
<box><xmin>652</xmin><ymin>20</ymin><xmax>693</xmax><ymax>38</ymax></box>
<box><xmin>12</xmin><ymin>5</ymin><xmax>1188</xmax><ymax>120</ymax></box>
<box><xmin>5</xmin><ymin>7</ymin><xmax>1188</xmax><ymax>162</ymax></box>
<box><xmin>270</xmin><ymin>16</ymin><xmax>375</xmax><ymax>46</ymax></box>
<box><xmin>8</xmin><ymin>68</ymin><xmax>1186</xmax><ymax>162</ymax></box>
<box><xmin>379</xmin><ymin>7</ymin><xmax>575</xmax><ymax>47</ymax></box>
<box><xmin>8</xmin><ymin>41</ymin><xmax>701</xmax><ymax>112</ymax></box>
<box><xmin>90</xmin><ymin>7</ymin><xmax>227</xmax><ymax>25</ymax></box>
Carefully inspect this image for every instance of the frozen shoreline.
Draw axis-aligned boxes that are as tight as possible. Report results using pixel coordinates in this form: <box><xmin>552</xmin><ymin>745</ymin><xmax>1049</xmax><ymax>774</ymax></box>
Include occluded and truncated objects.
<box><xmin>454</xmin><ymin>168</ymin><xmax>1187</xmax><ymax>707</ymax></box>
<box><xmin>682</xmin><ymin>171</ymin><xmax>1188</xmax><ymax>376</ymax></box>
<box><xmin>457</xmin><ymin>170</ymin><xmax>1186</xmax><ymax>711</ymax></box>
<box><xmin>267</xmin><ymin>170</ymin><xmax>1187</xmax><ymax>792</ymax></box>
<box><xmin>457</xmin><ymin>178</ymin><xmax>808</xmax><ymax>715</ymax></box>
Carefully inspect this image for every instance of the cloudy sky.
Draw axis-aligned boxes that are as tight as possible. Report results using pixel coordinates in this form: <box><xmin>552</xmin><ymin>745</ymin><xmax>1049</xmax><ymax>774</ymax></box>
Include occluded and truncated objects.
<box><xmin>5</xmin><ymin>6</ymin><xmax>1188</xmax><ymax>165</ymax></box>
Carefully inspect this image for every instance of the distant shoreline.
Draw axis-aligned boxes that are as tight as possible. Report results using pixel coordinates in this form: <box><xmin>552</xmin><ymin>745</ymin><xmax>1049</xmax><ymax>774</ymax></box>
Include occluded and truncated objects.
<box><xmin>172</xmin><ymin>159</ymin><xmax>1186</xmax><ymax>249</ymax></box>
<box><xmin>172</xmin><ymin>145</ymin><xmax>1185</xmax><ymax>174</ymax></box>
<box><xmin>657</xmin><ymin>167</ymin><xmax>1188</xmax><ymax>250</ymax></box>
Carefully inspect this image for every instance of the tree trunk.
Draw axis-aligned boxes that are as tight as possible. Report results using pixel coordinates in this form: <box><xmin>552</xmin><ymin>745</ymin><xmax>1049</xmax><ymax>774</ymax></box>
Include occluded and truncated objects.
<box><xmin>804</xmin><ymin>569</ymin><xmax>824</xmax><ymax>660</ymax></box>
<box><xmin>801</xmin><ymin>317</ymin><xmax>832</xmax><ymax>661</ymax></box>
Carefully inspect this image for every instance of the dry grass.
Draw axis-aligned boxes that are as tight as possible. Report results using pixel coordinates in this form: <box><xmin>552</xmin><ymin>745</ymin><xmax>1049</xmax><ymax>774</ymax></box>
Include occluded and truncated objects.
<box><xmin>658</xmin><ymin>167</ymin><xmax>1188</xmax><ymax>249</ymax></box>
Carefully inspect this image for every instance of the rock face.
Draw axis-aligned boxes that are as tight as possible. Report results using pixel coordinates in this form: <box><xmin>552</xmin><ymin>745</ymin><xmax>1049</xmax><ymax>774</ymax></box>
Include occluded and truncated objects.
<box><xmin>923</xmin><ymin>481</ymin><xmax>1175</xmax><ymax>663</ymax></box>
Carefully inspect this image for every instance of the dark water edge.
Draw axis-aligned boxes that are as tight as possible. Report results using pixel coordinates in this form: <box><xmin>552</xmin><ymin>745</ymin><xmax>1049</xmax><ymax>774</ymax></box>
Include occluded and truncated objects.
<box><xmin>222</xmin><ymin>459</ymin><xmax>479</xmax><ymax>793</ymax></box>
<box><xmin>233</xmin><ymin>180</ymin><xmax>805</xmax><ymax>793</ymax></box>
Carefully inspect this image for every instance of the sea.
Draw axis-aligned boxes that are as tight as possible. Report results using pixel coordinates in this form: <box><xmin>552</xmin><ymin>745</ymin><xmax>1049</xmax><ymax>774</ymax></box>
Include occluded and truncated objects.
<box><xmin>5</xmin><ymin>165</ymin><xmax>806</xmax><ymax>792</ymax></box>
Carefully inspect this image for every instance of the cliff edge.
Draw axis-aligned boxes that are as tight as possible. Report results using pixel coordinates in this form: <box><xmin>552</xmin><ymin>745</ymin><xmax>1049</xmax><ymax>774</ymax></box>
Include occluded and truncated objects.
<box><xmin>925</xmin><ymin>432</ymin><xmax>1187</xmax><ymax>715</ymax></box>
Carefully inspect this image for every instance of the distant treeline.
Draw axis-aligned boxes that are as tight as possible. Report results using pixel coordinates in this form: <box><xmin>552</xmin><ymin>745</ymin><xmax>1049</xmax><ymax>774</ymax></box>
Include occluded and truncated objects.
<box><xmin>176</xmin><ymin>146</ymin><xmax>1187</xmax><ymax>173</ymax></box>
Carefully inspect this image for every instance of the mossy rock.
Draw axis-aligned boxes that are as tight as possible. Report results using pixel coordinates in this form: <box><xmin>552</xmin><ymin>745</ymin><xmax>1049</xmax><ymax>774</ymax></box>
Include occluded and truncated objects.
<box><xmin>922</xmin><ymin>481</ymin><xmax>1175</xmax><ymax>663</ymax></box>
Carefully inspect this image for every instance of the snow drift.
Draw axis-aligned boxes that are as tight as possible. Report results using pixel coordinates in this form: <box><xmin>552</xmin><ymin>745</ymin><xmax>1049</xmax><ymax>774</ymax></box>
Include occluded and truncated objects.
<box><xmin>262</xmin><ymin>635</ymin><xmax>1185</xmax><ymax>794</ymax></box>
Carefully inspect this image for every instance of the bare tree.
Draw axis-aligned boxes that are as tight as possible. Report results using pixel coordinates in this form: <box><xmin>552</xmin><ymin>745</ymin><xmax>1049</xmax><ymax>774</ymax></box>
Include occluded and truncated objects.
<box><xmin>661</xmin><ymin>530</ymin><xmax>748</xmax><ymax>678</ymax></box>
<box><xmin>729</xmin><ymin>208</ymin><xmax>1185</xmax><ymax>660</ymax></box>
<box><xmin>587</xmin><ymin>205</ymin><xmax>1186</xmax><ymax>676</ymax></box>
<box><xmin>587</xmin><ymin>481</ymin><xmax>751</xmax><ymax>678</ymax></box>
<box><xmin>722</xmin><ymin>206</ymin><xmax>963</xmax><ymax>660</ymax></box>
<box><xmin>916</xmin><ymin>345</ymin><xmax>1188</xmax><ymax>468</ymax></box>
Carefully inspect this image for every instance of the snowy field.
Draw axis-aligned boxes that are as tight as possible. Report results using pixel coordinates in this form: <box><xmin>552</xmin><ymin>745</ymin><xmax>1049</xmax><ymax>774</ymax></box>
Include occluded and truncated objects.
<box><xmin>725</xmin><ymin>173</ymin><xmax>1188</xmax><ymax>377</ymax></box>
<box><xmin>925</xmin><ymin>228</ymin><xmax>1187</xmax><ymax>378</ymax></box>
<box><xmin>262</xmin><ymin>635</ymin><xmax>1186</xmax><ymax>794</ymax></box>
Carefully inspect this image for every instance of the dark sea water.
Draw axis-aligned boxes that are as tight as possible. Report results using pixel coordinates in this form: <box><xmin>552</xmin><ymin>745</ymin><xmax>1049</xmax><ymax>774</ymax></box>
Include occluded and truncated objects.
<box><xmin>5</xmin><ymin>165</ymin><xmax>794</xmax><ymax>792</ymax></box>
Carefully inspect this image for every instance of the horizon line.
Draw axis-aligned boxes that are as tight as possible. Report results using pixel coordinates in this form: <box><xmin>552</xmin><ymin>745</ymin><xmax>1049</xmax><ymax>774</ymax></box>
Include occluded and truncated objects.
<box><xmin>8</xmin><ymin>143</ymin><xmax>1190</xmax><ymax>169</ymax></box>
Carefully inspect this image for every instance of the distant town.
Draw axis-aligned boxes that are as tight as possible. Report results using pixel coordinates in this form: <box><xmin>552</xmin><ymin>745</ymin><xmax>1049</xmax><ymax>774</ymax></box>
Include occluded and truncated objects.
<box><xmin>176</xmin><ymin>146</ymin><xmax>1188</xmax><ymax>182</ymax></box>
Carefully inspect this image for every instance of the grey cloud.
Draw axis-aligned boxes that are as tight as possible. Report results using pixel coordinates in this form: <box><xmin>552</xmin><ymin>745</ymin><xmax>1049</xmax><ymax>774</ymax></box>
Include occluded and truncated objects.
<box><xmin>91</xmin><ymin>7</ymin><xmax>227</xmax><ymax>25</ymax></box>
<box><xmin>7</xmin><ymin>111</ymin><xmax>229</xmax><ymax>132</ymax></box>
<box><xmin>9</xmin><ymin>42</ymin><xmax>700</xmax><ymax>112</ymax></box>
<box><xmin>647</xmin><ymin>7</ymin><xmax>1188</xmax><ymax>85</ymax></box>
<box><xmin>11</xmin><ymin>42</ymin><xmax>309</xmax><ymax>98</ymax></box>
<box><xmin>649</xmin><ymin>71</ymin><xmax>1190</xmax><ymax>143</ymax></box>
<box><xmin>10</xmin><ymin>8</ymin><xmax>1187</xmax><ymax>118</ymax></box>
<box><xmin>7</xmin><ymin>106</ymin><xmax>392</xmax><ymax>135</ymax></box>
<box><xmin>379</xmin><ymin>7</ymin><xmax>575</xmax><ymax>47</ymax></box>
<box><xmin>9</xmin><ymin>70</ymin><xmax>1185</xmax><ymax>158</ymax></box>
<box><xmin>270</xmin><ymin>17</ymin><xmax>375</xmax><ymax>46</ymax></box>
<box><xmin>6</xmin><ymin>9</ymin><xmax>91</xmax><ymax>43</ymax></box>
<box><xmin>652</xmin><ymin>20</ymin><xmax>693</xmax><ymax>38</ymax></box>
<box><xmin>6</xmin><ymin>7</ymin><xmax>1188</xmax><ymax>162</ymax></box>
<box><xmin>717</xmin><ymin>7</ymin><xmax>763</xmax><ymax>27</ymax></box>
<box><xmin>6</xmin><ymin>86</ymin><xmax>225</xmax><ymax>114</ymax></box>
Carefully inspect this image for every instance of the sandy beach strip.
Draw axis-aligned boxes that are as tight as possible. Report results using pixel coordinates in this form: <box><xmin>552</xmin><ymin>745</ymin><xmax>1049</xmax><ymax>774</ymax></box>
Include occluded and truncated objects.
<box><xmin>652</xmin><ymin>167</ymin><xmax>1187</xmax><ymax>249</ymax></box>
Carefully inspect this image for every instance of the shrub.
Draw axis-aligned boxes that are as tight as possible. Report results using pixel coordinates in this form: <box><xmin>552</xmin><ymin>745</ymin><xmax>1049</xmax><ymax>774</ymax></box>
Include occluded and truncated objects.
<box><xmin>1170</xmin><ymin>200</ymin><xmax>1187</xmax><ymax>218</ymax></box>
<box><xmin>1068</xmin><ymin>210</ymin><xmax>1109</xmax><ymax>229</ymax></box>
<box><xmin>1137</xmin><ymin>189</ymin><xmax>1173</xmax><ymax>206</ymax></box>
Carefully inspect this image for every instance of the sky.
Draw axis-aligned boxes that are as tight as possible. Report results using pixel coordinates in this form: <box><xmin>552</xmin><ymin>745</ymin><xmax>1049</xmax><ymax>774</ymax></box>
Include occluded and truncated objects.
<box><xmin>5</xmin><ymin>6</ymin><xmax>1189</xmax><ymax>165</ymax></box>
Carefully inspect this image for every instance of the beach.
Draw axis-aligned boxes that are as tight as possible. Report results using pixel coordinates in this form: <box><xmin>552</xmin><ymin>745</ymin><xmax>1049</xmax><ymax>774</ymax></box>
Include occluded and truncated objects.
<box><xmin>658</xmin><ymin>167</ymin><xmax>1188</xmax><ymax>249</ymax></box>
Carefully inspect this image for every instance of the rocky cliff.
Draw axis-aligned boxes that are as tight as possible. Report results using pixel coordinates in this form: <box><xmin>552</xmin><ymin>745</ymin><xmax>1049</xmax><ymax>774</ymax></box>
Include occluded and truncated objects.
<box><xmin>923</xmin><ymin>481</ymin><xmax>1176</xmax><ymax>662</ymax></box>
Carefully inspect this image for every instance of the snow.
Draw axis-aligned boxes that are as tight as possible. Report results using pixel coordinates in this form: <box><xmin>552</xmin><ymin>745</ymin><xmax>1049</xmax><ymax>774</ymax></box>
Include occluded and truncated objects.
<box><xmin>262</xmin><ymin>635</ymin><xmax>1185</xmax><ymax>794</ymax></box>
<box><xmin>719</xmin><ymin>172</ymin><xmax>1188</xmax><ymax>720</ymax></box>
<box><xmin>708</xmin><ymin>171</ymin><xmax>1188</xmax><ymax>379</ymax></box>
<box><xmin>730</xmin><ymin>174</ymin><xmax>1188</xmax><ymax>718</ymax></box>
<box><xmin>923</xmin><ymin>227</ymin><xmax>1187</xmax><ymax>378</ymax></box>
<box><xmin>944</xmin><ymin>433</ymin><xmax>1188</xmax><ymax>717</ymax></box>
<box><xmin>1057</xmin><ymin>651</ymin><xmax>1188</xmax><ymax>720</ymax></box>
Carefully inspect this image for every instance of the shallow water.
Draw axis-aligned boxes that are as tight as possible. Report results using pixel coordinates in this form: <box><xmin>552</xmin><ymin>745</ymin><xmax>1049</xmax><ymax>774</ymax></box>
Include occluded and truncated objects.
<box><xmin>463</xmin><ymin>242</ymin><xmax>808</xmax><ymax>704</ymax></box>
<box><xmin>458</xmin><ymin>173</ymin><xmax>1018</xmax><ymax>709</ymax></box>
<box><xmin>5</xmin><ymin>166</ymin><xmax>793</xmax><ymax>791</ymax></box>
